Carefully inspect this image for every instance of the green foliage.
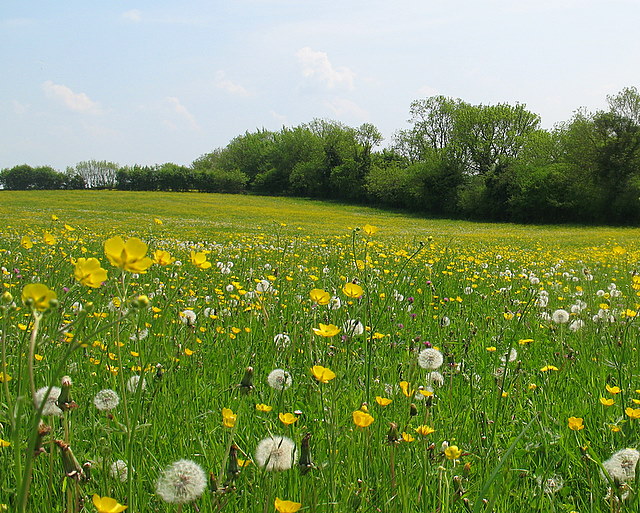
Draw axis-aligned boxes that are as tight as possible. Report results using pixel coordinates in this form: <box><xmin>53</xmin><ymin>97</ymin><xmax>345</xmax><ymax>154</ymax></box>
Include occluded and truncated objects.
<box><xmin>0</xmin><ymin>164</ymin><xmax>66</xmax><ymax>190</ymax></box>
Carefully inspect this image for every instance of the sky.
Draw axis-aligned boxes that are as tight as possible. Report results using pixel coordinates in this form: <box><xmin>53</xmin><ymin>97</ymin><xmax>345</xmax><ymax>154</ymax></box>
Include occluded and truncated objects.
<box><xmin>2</xmin><ymin>0</ymin><xmax>639</xmax><ymax>171</ymax></box>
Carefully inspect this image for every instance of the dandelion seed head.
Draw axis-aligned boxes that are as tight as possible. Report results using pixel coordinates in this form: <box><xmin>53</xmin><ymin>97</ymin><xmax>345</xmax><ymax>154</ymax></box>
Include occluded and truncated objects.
<box><xmin>418</xmin><ymin>348</ymin><xmax>444</xmax><ymax>370</ymax></box>
<box><xmin>34</xmin><ymin>386</ymin><xmax>63</xmax><ymax>417</ymax></box>
<box><xmin>255</xmin><ymin>435</ymin><xmax>297</xmax><ymax>471</ymax></box>
<box><xmin>93</xmin><ymin>389</ymin><xmax>120</xmax><ymax>411</ymax></box>
<box><xmin>602</xmin><ymin>448</ymin><xmax>640</xmax><ymax>485</ymax></box>
<box><xmin>109</xmin><ymin>459</ymin><xmax>129</xmax><ymax>482</ymax></box>
<box><xmin>156</xmin><ymin>459</ymin><xmax>207</xmax><ymax>503</ymax></box>
<box><xmin>126</xmin><ymin>375</ymin><xmax>147</xmax><ymax>394</ymax></box>
<box><xmin>267</xmin><ymin>369</ymin><xmax>292</xmax><ymax>391</ymax></box>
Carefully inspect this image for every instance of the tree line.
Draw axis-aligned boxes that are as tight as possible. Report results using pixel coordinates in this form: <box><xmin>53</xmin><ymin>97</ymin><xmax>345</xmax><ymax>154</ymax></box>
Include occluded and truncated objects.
<box><xmin>3</xmin><ymin>87</ymin><xmax>640</xmax><ymax>225</ymax></box>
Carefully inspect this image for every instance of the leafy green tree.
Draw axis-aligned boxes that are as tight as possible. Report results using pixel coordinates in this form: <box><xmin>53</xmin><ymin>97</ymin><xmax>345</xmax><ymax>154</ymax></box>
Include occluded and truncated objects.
<box><xmin>0</xmin><ymin>164</ymin><xmax>65</xmax><ymax>190</ymax></box>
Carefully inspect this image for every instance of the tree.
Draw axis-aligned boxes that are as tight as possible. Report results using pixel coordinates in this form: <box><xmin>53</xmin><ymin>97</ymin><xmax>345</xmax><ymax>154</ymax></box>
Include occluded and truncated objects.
<box><xmin>67</xmin><ymin>160</ymin><xmax>119</xmax><ymax>189</ymax></box>
<box><xmin>0</xmin><ymin>164</ymin><xmax>65</xmax><ymax>190</ymax></box>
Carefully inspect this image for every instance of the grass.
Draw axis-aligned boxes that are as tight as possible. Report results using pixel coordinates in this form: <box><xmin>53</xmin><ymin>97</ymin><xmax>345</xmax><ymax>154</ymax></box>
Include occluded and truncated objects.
<box><xmin>1</xmin><ymin>190</ymin><xmax>640</xmax><ymax>513</ymax></box>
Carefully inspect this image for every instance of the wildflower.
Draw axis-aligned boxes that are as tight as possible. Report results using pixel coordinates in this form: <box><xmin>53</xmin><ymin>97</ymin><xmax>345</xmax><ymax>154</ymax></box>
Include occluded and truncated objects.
<box><xmin>153</xmin><ymin>250</ymin><xmax>175</xmax><ymax>266</ymax></box>
<box><xmin>606</xmin><ymin>385</ymin><xmax>621</xmax><ymax>394</ymax></box>
<box><xmin>73</xmin><ymin>257</ymin><xmax>107</xmax><ymax>288</ymax></box>
<box><xmin>445</xmin><ymin>445</ymin><xmax>462</xmax><ymax>460</ymax></box>
<box><xmin>552</xmin><ymin>309</ymin><xmax>570</xmax><ymax>324</ymax></box>
<box><xmin>279</xmin><ymin>412</ymin><xmax>298</xmax><ymax>425</ymax></box>
<box><xmin>0</xmin><ymin>439</ymin><xmax>11</xmax><ymax>447</ymax></box>
<box><xmin>126</xmin><ymin>375</ymin><xmax>146</xmax><ymax>394</ymax></box>
<box><xmin>600</xmin><ymin>397</ymin><xmax>615</xmax><ymax>406</ymax></box>
<box><xmin>500</xmin><ymin>348</ymin><xmax>518</xmax><ymax>363</ymax></box>
<box><xmin>21</xmin><ymin>236</ymin><xmax>33</xmax><ymax>249</ymax></box>
<box><xmin>94</xmin><ymin>389</ymin><xmax>120</xmax><ymax>411</ymax></box>
<box><xmin>568</xmin><ymin>417</ymin><xmax>584</xmax><ymax>431</ymax></box>
<box><xmin>399</xmin><ymin>381</ymin><xmax>414</xmax><ymax>397</ymax></box>
<box><xmin>309</xmin><ymin>288</ymin><xmax>330</xmax><ymax>305</ymax></box>
<box><xmin>274</xmin><ymin>497</ymin><xmax>302</xmax><ymax>513</ymax></box>
<box><xmin>109</xmin><ymin>460</ymin><xmax>129</xmax><ymax>482</ymax></box>
<box><xmin>256</xmin><ymin>403</ymin><xmax>273</xmax><ymax>412</ymax></box>
<box><xmin>402</xmin><ymin>432</ymin><xmax>415</xmax><ymax>442</ymax></box>
<box><xmin>426</xmin><ymin>371</ymin><xmax>445</xmax><ymax>387</ymax></box>
<box><xmin>362</xmin><ymin>224</ymin><xmax>378</xmax><ymax>236</ymax></box>
<box><xmin>92</xmin><ymin>494</ymin><xmax>128</xmax><ymax>513</ymax></box>
<box><xmin>625</xmin><ymin>407</ymin><xmax>640</xmax><ymax>419</ymax></box>
<box><xmin>255</xmin><ymin>435</ymin><xmax>297</xmax><ymax>471</ymax></box>
<box><xmin>156</xmin><ymin>459</ymin><xmax>207</xmax><ymax>503</ymax></box>
<box><xmin>352</xmin><ymin>410</ymin><xmax>375</xmax><ymax>428</ymax></box>
<box><xmin>104</xmin><ymin>236</ymin><xmax>153</xmax><ymax>273</ymax></box>
<box><xmin>602</xmin><ymin>448</ymin><xmax>640</xmax><ymax>484</ymax></box>
<box><xmin>311</xmin><ymin>365</ymin><xmax>336</xmax><ymax>383</ymax></box>
<box><xmin>180</xmin><ymin>309</ymin><xmax>197</xmax><ymax>326</ymax></box>
<box><xmin>414</xmin><ymin>425</ymin><xmax>435</xmax><ymax>436</ymax></box>
<box><xmin>540</xmin><ymin>365</ymin><xmax>559</xmax><ymax>372</ymax></box>
<box><xmin>273</xmin><ymin>333</ymin><xmax>291</xmax><ymax>348</ymax></box>
<box><xmin>536</xmin><ymin>475</ymin><xmax>564</xmax><ymax>495</ymax></box>
<box><xmin>43</xmin><ymin>232</ymin><xmax>56</xmax><ymax>245</ymax></box>
<box><xmin>222</xmin><ymin>408</ymin><xmax>237</xmax><ymax>428</ymax></box>
<box><xmin>34</xmin><ymin>386</ymin><xmax>63</xmax><ymax>417</ymax></box>
<box><xmin>190</xmin><ymin>251</ymin><xmax>212</xmax><ymax>269</ymax></box>
<box><xmin>342</xmin><ymin>282</ymin><xmax>364</xmax><ymax>298</ymax></box>
<box><xmin>267</xmin><ymin>369</ymin><xmax>292</xmax><ymax>391</ymax></box>
<box><xmin>0</xmin><ymin>372</ymin><xmax>11</xmax><ymax>383</ymax></box>
<box><xmin>375</xmin><ymin>396</ymin><xmax>392</xmax><ymax>406</ymax></box>
<box><xmin>312</xmin><ymin>323</ymin><xmax>340</xmax><ymax>337</ymax></box>
<box><xmin>22</xmin><ymin>283</ymin><xmax>57</xmax><ymax>312</ymax></box>
<box><xmin>418</xmin><ymin>348</ymin><xmax>444</xmax><ymax>370</ymax></box>
<box><xmin>343</xmin><ymin>319</ymin><xmax>364</xmax><ymax>336</ymax></box>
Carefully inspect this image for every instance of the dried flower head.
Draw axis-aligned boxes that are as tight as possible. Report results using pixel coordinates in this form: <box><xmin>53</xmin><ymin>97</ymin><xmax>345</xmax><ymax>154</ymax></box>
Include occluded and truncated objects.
<box><xmin>34</xmin><ymin>386</ymin><xmax>63</xmax><ymax>417</ymax></box>
<box><xmin>267</xmin><ymin>369</ymin><xmax>292</xmax><ymax>391</ymax></box>
<box><xmin>255</xmin><ymin>435</ymin><xmax>297</xmax><ymax>471</ymax></box>
<box><xmin>156</xmin><ymin>459</ymin><xmax>207</xmax><ymax>503</ymax></box>
<box><xmin>93</xmin><ymin>389</ymin><xmax>120</xmax><ymax>411</ymax></box>
<box><xmin>602</xmin><ymin>448</ymin><xmax>640</xmax><ymax>485</ymax></box>
<box><xmin>418</xmin><ymin>348</ymin><xmax>444</xmax><ymax>370</ymax></box>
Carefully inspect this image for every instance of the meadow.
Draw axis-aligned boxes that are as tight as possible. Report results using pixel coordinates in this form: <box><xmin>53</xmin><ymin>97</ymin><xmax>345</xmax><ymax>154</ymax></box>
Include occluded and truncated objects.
<box><xmin>1</xmin><ymin>190</ymin><xmax>640</xmax><ymax>513</ymax></box>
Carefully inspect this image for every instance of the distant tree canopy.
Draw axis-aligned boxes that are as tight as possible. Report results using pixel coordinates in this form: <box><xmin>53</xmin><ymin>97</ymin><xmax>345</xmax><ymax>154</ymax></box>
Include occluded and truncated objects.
<box><xmin>3</xmin><ymin>87</ymin><xmax>640</xmax><ymax>225</ymax></box>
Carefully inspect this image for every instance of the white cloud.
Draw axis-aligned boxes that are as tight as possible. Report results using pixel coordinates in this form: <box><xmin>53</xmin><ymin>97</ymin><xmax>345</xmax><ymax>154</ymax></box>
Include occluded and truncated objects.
<box><xmin>165</xmin><ymin>96</ymin><xmax>199</xmax><ymax>130</ymax></box>
<box><xmin>325</xmin><ymin>97</ymin><xmax>368</xmax><ymax>121</ymax></box>
<box><xmin>122</xmin><ymin>10</ymin><xmax>142</xmax><ymax>22</ymax></box>
<box><xmin>296</xmin><ymin>47</ymin><xmax>355</xmax><ymax>90</ymax></box>
<box><xmin>42</xmin><ymin>81</ymin><xmax>102</xmax><ymax>114</ymax></box>
<box><xmin>214</xmin><ymin>71</ymin><xmax>251</xmax><ymax>97</ymax></box>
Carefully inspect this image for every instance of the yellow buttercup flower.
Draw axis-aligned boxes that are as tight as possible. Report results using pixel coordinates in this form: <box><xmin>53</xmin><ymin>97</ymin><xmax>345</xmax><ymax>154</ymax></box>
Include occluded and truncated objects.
<box><xmin>399</xmin><ymin>381</ymin><xmax>414</xmax><ymax>398</ymax></box>
<box><xmin>625</xmin><ymin>407</ymin><xmax>640</xmax><ymax>419</ymax></box>
<box><xmin>342</xmin><ymin>282</ymin><xmax>364</xmax><ymax>298</ymax></box>
<box><xmin>274</xmin><ymin>497</ymin><xmax>302</xmax><ymax>513</ymax></box>
<box><xmin>352</xmin><ymin>410</ymin><xmax>375</xmax><ymax>428</ymax></box>
<box><xmin>43</xmin><ymin>232</ymin><xmax>56</xmax><ymax>245</ymax></box>
<box><xmin>606</xmin><ymin>385</ymin><xmax>621</xmax><ymax>394</ymax></box>
<box><xmin>568</xmin><ymin>416</ymin><xmax>584</xmax><ymax>431</ymax></box>
<box><xmin>309</xmin><ymin>288</ymin><xmax>330</xmax><ymax>305</ymax></box>
<box><xmin>74</xmin><ymin>257</ymin><xmax>108</xmax><ymax>288</ymax></box>
<box><xmin>92</xmin><ymin>494</ymin><xmax>128</xmax><ymax>513</ymax></box>
<box><xmin>312</xmin><ymin>323</ymin><xmax>340</xmax><ymax>337</ymax></box>
<box><xmin>362</xmin><ymin>224</ymin><xmax>378</xmax><ymax>236</ymax></box>
<box><xmin>104</xmin><ymin>236</ymin><xmax>153</xmax><ymax>273</ymax></box>
<box><xmin>599</xmin><ymin>397</ymin><xmax>614</xmax><ymax>406</ymax></box>
<box><xmin>222</xmin><ymin>407</ymin><xmax>237</xmax><ymax>428</ymax></box>
<box><xmin>190</xmin><ymin>251</ymin><xmax>212</xmax><ymax>269</ymax></box>
<box><xmin>0</xmin><ymin>372</ymin><xmax>11</xmax><ymax>383</ymax></box>
<box><xmin>22</xmin><ymin>283</ymin><xmax>57</xmax><ymax>312</ymax></box>
<box><xmin>375</xmin><ymin>396</ymin><xmax>392</xmax><ymax>406</ymax></box>
<box><xmin>402</xmin><ymin>432</ymin><xmax>415</xmax><ymax>442</ymax></box>
<box><xmin>21</xmin><ymin>236</ymin><xmax>33</xmax><ymax>249</ymax></box>
<box><xmin>153</xmin><ymin>250</ymin><xmax>175</xmax><ymax>266</ymax></box>
<box><xmin>444</xmin><ymin>445</ymin><xmax>462</xmax><ymax>460</ymax></box>
<box><xmin>311</xmin><ymin>365</ymin><xmax>336</xmax><ymax>383</ymax></box>
<box><xmin>256</xmin><ymin>403</ymin><xmax>273</xmax><ymax>412</ymax></box>
<box><xmin>0</xmin><ymin>438</ymin><xmax>10</xmax><ymax>447</ymax></box>
<box><xmin>279</xmin><ymin>412</ymin><xmax>299</xmax><ymax>425</ymax></box>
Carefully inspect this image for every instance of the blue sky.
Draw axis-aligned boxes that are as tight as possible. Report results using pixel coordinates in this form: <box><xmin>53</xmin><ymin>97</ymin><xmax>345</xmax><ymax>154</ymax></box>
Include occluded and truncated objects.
<box><xmin>2</xmin><ymin>0</ymin><xmax>639</xmax><ymax>171</ymax></box>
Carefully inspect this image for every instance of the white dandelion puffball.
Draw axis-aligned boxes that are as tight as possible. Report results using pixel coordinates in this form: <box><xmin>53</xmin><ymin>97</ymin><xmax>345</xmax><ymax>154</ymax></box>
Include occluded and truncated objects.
<box><xmin>602</xmin><ymin>448</ymin><xmax>640</xmax><ymax>484</ymax></box>
<box><xmin>109</xmin><ymin>459</ymin><xmax>129</xmax><ymax>482</ymax></box>
<box><xmin>500</xmin><ymin>348</ymin><xmax>518</xmax><ymax>363</ymax></box>
<box><xmin>273</xmin><ymin>333</ymin><xmax>291</xmax><ymax>348</ymax></box>
<box><xmin>180</xmin><ymin>309</ymin><xmax>197</xmax><ymax>326</ymax></box>
<box><xmin>343</xmin><ymin>319</ymin><xmax>364</xmax><ymax>336</ymax></box>
<box><xmin>418</xmin><ymin>348</ymin><xmax>444</xmax><ymax>370</ymax></box>
<box><xmin>34</xmin><ymin>386</ymin><xmax>63</xmax><ymax>417</ymax></box>
<box><xmin>255</xmin><ymin>435</ymin><xmax>297</xmax><ymax>471</ymax></box>
<box><xmin>126</xmin><ymin>375</ymin><xmax>147</xmax><ymax>394</ymax></box>
<box><xmin>156</xmin><ymin>459</ymin><xmax>207</xmax><ymax>503</ymax></box>
<box><xmin>426</xmin><ymin>371</ymin><xmax>445</xmax><ymax>387</ymax></box>
<box><xmin>552</xmin><ymin>309</ymin><xmax>570</xmax><ymax>324</ymax></box>
<box><xmin>93</xmin><ymin>389</ymin><xmax>120</xmax><ymax>411</ymax></box>
<box><xmin>267</xmin><ymin>369</ymin><xmax>292</xmax><ymax>391</ymax></box>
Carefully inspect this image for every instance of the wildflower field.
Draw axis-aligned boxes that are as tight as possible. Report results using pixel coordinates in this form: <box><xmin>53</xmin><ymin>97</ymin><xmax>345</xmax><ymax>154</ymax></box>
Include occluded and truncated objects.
<box><xmin>2</xmin><ymin>190</ymin><xmax>640</xmax><ymax>513</ymax></box>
